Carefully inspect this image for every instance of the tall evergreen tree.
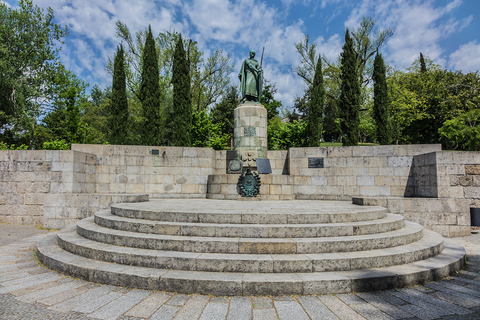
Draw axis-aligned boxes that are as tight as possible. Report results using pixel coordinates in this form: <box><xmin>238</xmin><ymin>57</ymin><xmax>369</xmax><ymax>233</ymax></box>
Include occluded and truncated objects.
<box><xmin>307</xmin><ymin>55</ymin><xmax>325</xmax><ymax>147</ymax></box>
<box><xmin>169</xmin><ymin>34</ymin><xmax>191</xmax><ymax>146</ymax></box>
<box><xmin>373</xmin><ymin>53</ymin><xmax>391</xmax><ymax>145</ymax></box>
<box><xmin>339</xmin><ymin>29</ymin><xmax>360</xmax><ymax>146</ymax></box>
<box><xmin>109</xmin><ymin>44</ymin><xmax>129</xmax><ymax>145</ymax></box>
<box><xmin>140</xmin><ymin>25</ymin><xmax>162</xmax><ymax>146</ymax></box>
<box><xmin>420</xmin><ymin>52</ymin><xmax>427</xmax><ymax>73</ymax></box>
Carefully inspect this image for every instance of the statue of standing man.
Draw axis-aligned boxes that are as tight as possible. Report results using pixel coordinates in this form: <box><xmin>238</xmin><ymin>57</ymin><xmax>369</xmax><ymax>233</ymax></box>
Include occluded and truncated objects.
<box><xmin>239</xmin><ymin>50</ymin><xmax>263</xmax><ymax>103</ymax></box>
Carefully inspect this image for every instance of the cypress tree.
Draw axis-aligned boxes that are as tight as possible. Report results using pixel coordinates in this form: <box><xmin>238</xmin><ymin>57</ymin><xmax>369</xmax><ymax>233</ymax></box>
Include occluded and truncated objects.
<box><xmin>109</xmin><ymin>44</ymin><xmax>128</xmax><ymax>145</ymax></box>
<box><xmin>339</xmin><ymin>29</ymin><xmax>360</xmax><ymax>146</ymax></box>
<box><xmin>420</xmin><ymin>52</ymin><xmax>427</xmax><ymax>73</ymax></box>
<box><xmin>373</xmin><ymin>53</ymin><xmax>391</xmax><ymax>145</ymax></box>
<box><xmin>140</xmin><ymin>25</ymin><xmax>162</xmax><ymax>146</ymax></box>
<box><xmin>307</xmin><ymin>55</ymin><xmax>325</xmax><ymax>147</ymax></box>
<box><xmin>169</xmin><ymin>34</ymin><xmax>192</xmax><ymax>146</ymax></box>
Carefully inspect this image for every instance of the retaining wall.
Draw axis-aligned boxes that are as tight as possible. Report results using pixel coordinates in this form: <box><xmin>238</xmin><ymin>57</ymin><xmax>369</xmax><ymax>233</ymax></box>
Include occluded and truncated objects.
<box><xmin>1</xmin><ymin>143</ymin><xmax>479</xmax><ymax>235</ymax></box>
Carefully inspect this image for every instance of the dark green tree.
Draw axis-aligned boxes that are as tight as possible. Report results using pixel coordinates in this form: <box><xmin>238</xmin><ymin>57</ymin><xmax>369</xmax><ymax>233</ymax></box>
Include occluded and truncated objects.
<box><xmin>211</xmin><ymin>85</ymin><xmax>238</xmax><ymax>144</ymax></box>
<box><xmin>261</xmin><ymin>83</ymin><xmax>281</xmax><ymax>121</ymax></box>
<box><xmin>339</xmin><ymin>29</ymin><xmax>360</xmax><ymax>146</ymax></box>
<box><xmin>306</xmin><ymin>55</ymin><xmax>325</xmax><ymax>146</ymax></box>
<box><xmin>373</xmin><ymin>53</ymin><xmax>391</xmax><ymax>144</ymax></box>
<box><xmin>109</xmin><ymin>44</ymin><xmax>129</xmax><ymax>145</ymax></box>
<box><xmin>169</xmin><ymin>33</ymin><xmax>191</xmax><ymax>146</ymax></box>
<box><xmin>140</xmin><ymin>25</ymin><xmax>162</xmax><ymax>146</ymax></box>
<box><xmin>420</xmin><ymin>52</ymin><xmax>427</xmax><ymax>73</ymax></box>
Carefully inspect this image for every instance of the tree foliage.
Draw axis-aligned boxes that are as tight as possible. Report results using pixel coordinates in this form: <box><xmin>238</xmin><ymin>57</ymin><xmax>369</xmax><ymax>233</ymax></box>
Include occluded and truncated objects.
<box><xmin>373</xmin><ymin>53</ymin><xmax>391</xmax><ymax>144</ymax></box>
<box><xmin>169</xmin><ymin>34</ymin><xmax>192</xmax><ymax>146</ymax></box>
<box><xmin>339</xmin><ymin>29</ymin><xmax>360</xmax><ymax>146</ymax></box>
<box><xmin>306</xmin><ymin>56</ymin><xmax>325</xmax><ymax>146</ymax></box>
<box><xmin>0</xmin><ymin>0</ymin><xmax>71</xmax><ymax>148</ymax></box>
<box><xmin>109</xmin><ymin>44</ymin><xmax>129</xmax><ymax>145</ymax></box>
<box><xmin>140</xmin><ymin>26</ymin><xmax>162</xmax><ymax>146</ymax></box>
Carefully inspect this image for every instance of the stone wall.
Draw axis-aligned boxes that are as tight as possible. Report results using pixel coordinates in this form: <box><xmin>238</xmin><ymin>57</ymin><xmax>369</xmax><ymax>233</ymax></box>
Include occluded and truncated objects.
<box><xmin>2</xmin><ymin>143</ymin><xmax>480</xmax><ymax>236</ymax></box>
<box><xmin>288</xmin><ymin>144</ymin><xmax>442</xmax><ymax>200</ymax></box>
<box><xmin>413</xmin><ymin>151</ymin><xmax>480</xmax><ymax>205</ymax></box>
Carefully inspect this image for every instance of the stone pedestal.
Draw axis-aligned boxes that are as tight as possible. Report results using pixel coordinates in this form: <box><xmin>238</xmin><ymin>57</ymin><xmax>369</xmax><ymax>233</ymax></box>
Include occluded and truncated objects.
<box><xmin>233</xmin><ymin>102</ymin><xmax>268</xmax><ymax>171</ymax></box>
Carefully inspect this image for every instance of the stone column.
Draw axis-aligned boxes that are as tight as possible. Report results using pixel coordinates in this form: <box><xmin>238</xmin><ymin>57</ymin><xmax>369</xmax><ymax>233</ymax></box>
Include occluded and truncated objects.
<box><xmin>233</xmin><ymin>102</ymin><xmax>268</xmax><ymax>171</ymax></box>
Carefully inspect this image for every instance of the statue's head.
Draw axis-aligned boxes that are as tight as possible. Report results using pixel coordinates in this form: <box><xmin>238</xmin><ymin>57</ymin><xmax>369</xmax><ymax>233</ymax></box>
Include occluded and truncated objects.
<box><xmin>249</xmin><ymin>50</ymin><xmax>255</xmax><ymax>58</ymax></box>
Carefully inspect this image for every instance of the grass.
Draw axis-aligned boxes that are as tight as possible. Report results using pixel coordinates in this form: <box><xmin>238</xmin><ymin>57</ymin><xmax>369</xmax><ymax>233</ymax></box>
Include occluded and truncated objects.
<box><xmin>36</xmin><ymin>225</ymin><xmax>59</xmax><ymax>232</ymax></box>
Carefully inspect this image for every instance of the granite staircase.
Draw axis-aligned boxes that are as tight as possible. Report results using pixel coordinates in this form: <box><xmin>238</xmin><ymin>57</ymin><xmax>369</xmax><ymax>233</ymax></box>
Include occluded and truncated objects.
<box><xmin>37</xmin><ymin>199</ymin><xmax>466</xmax><ymax>296</ymax></box>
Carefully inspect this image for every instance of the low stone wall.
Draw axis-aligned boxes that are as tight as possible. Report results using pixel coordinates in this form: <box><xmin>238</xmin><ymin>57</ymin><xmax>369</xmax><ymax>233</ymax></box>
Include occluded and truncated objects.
<box><xmin>354</xmin><ymin>197</ymin><xmax>471</xmax><ymax>237</ymax></box>
<box><xmin>287</xmin><ymin>144</ymin><xmax>441</xmax><ymax>199</ymax></box>
<box><xmin>1</xmin><ymin>143</ymin><xmax>480</xmax><ymax>235</ymax></box>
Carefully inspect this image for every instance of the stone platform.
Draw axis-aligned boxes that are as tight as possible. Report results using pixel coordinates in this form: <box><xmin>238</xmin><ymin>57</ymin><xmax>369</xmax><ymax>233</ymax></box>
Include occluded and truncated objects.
<box><xmin>37</xmin><ymin>199</ymin><xmax>466</xmax><ymax>296</ymax></box>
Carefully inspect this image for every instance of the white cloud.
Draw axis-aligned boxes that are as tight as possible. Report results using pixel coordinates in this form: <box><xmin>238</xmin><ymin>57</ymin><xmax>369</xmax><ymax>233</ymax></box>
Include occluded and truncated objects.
<box><xmin>449</xmin><ymin>41</ymin><xmax>480</xmax><ymax>72</ymax></box>
<box><xmin>343</xmin><ymin>0</ymin><xmax>470</xmax><ymax>69</ymax></box>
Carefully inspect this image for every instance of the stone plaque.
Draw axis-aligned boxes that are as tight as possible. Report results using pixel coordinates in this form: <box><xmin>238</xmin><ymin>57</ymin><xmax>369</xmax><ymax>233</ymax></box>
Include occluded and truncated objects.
<box><xmin>308</xmin><ymin>157</ymin><xmax>324</xmax><ymax>168</ymax></box>
<box><xmin>256</xmin><ymin>158</ymin><xmax>272</xmax><ymax>174</ymax></box>
<box><xmin>241</xmin><ymin>151</ymin><xmax>258</xmax><ymax>168</ymax></box>
<box><xmin>244</xmin><ymin>127</ymin><xmax>256</xmax><ymax>137</ymax></box>
<box><xmin>151</xmin><ymin>149</ymin><xmax>159</xmax><ymax>155</ymax></box>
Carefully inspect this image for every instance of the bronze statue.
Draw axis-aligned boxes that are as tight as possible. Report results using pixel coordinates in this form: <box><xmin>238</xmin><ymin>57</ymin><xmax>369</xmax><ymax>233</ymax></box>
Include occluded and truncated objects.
<box><xmin>238</xmin><ymin>50</ymin><xmax>263</xmax><ymax>103</ymax></box>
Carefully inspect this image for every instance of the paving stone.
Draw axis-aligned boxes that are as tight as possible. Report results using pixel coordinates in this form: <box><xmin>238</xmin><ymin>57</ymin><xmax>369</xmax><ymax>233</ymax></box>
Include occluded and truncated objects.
<box><xmin>72</xmin><ymin>291</ymin><xmax>124</xmax><ymax>314</ymax></box>
<box><xmin>432</xmin><ymin>280</ymin><xmax>480</xmax><ymax>298</ymax></box>
<box><xmin>428</xmin><ymin>290</ymin><xmax>480</xmax><ymax>309</ymax></box>
<box><xmin>253</xmin><ymin>296</ymin><xmax>273</xmax><ymax>309</ymax></box>
<box><xmin>151</xmin><ymin>305</ymin><xmax>181</xmax><ymax>320</ymax></box>
<box><xmin>124</xmin><ymin>291</ymin><xmax>171</xmax><ymax>318</ymax></box>
<box><xmin>297</xmin><ymin>295</ymin><xmax>339</xmax><ymax>320</ymax></box>
<box><xmin>398</xmin><ymin>304</ymin><xmax>439</xmax><ymax>320</ymax></box>
<box><xmin>355</xmin><ymin>292</ymin><xmax>415</xmax><ymax>319</ymax></box>
<box><xmin>10</xmin><ymin>280</ymin><xmax>60</xmax><ymax>297</ymax></box>
<box><xmin>252</xmin><ymin>308</ymin><xmax>278</xmax><ymax>320</ymax></box>
<box><xmin>274</xmin><ymin>300</ymin><xmax>309</xmax><ymax>320</ymax></box>
<box><xmin>166</xmin><ymin>293</ymin><xmax>190</xmax><ymax>306</ymax></box>
<box><xmin>0</xmin><ymin>273</ymin><xmax>61</xmax><ymax>293</ymax></box>
<box><xmin>198</xmin><ymin>301</ymin><xmax>229</xmax><ymax>320</ymax></box>
<box><xmin>173</xmin><ymin>295</ymin><xmax>210</xmax><ymax>320</ymax></box>
<box><xmin>86</xmin><ymin>289</ymin><xmax>151</xmax><ymax>319</ymax></box>
<box><xmin>426</xmin><ymin>282</ymin><xmax>480</xmax><ymax>305</ymax></box>
<box><xmin>17</xmin><ymin>280</ymin><xmax>87</xmax><ymax>303</ymax></box>
<box><xmin>48</xmin><ymin>285</ymin><xmax>117</xmax><ymax>313</ymax></box>
<box><xmin>387</xmin><ymin>290</ymin><xmax>450</xmax><ymax>318</ymax></box>
<box><xmin>227</xmin><ymin>296</ymin><xmax>252</xmax><ymax>320</ymax></box>
<box><xmin>398</xmin><ymin>288</ymin><xmax>472</xmax><ymax>316</ymax></box>
<box><xmin>36</xmin><ymin>285</ymin><xmax>93</xmax><ymax>306</ymax></box>
<box><xmin>318</xmin><ymin>294</ymin><xmax>366</xmax><ymax>320</ymax></box>
<box><xmin>210</xmin><ymin>296</ymin><xmax>230</xmax><ymax>303</ymax></box>
<box><xmin>337</xmin><ymin>293</ymin><xmax>366</xmax><ymax>304</ymax></box>
<box><xmin>349</xmin><ymin>303</ymin><xmax>395</xmax><ymax>320</ymax></box>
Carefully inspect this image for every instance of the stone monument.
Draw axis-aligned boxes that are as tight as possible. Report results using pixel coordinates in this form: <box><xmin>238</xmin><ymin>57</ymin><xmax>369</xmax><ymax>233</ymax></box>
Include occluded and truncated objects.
<box><xmin>233</xmin><ymin>50</ymin><xmax>267</xmax><ymax>172</ymax></box>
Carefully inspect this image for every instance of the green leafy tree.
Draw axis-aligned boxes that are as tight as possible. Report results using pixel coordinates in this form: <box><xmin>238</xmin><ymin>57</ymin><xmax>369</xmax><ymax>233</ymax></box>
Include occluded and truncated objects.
<box><xmin>268</xmin><ymin>120</ymin><xmax>307</xmax><ymax>150</ymax></box>
<box><xmin>211</xmin><ymin>85</ymin><xmax>238</xmax><ymax>148</ymax></box>
<box><xmin>439</xmin><ymin>108</ymin><xmax>480</xmax><ymax>151</ymax></box>
<box><xmin>261</xmin><ymin>83</ymin><xmax>281</xmax><ymax>121</ymax></box>
<box><xmin>372</xmin><ymin>53</ymin><xmax>391</xmax><ymax>144</ymax></box>
<box><xmin>339</xmin><ymin>29</ymin><xmax>360</xmax><ymax>146</ymax></box>
<box><xmin>420</xmin><ymin>52</ymin><xmax>427</xmax><ymax>73</ymax></box>
<box><xmin>0</xmin><ymin>0</ymin><xmax>69</xmax><ymax>148</ymax></box>
<box><xmin>140</xmin><ymin>25</ymin><xmax>162</xmax><ymax>146</ymax></box>
<box><xmin>109</xmin><ymin>44</ymin><xmax>129</xmax><ymax>145</ymax></box>
<box><xmin>169</xmin><ymin>34</ymin><xmax>192</xmax><ymax>146</ymax></box>
<box><xmin>306</xmin><ymin>56</ymin><xmax>325</xmax><ymax>146</ymax></box>
<box><xmin>191</xmin><ymin>110</ymin><xmax>229</xmax><ymax>150</ymax></box>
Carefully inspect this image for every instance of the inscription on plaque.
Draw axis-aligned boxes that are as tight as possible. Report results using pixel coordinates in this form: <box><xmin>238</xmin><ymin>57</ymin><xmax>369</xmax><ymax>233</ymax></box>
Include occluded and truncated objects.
<box><xmin>256</xmin><ymin>158</ymin><xmax>272</xmax><ymax>174</ymax></box>
<box><xmin>244</xmin><ymin>127</ymin><xmax>256</xmax><ymax>137</ymax></box>
<box><xmin>151</xmin><ymin>149</ymin><xmax>159</xmax><ymax>155</ymax></box>
<box><xmin>308</xmin><ymin>157</ymin><xmax>324</xmax><ymax>168</ymax></box>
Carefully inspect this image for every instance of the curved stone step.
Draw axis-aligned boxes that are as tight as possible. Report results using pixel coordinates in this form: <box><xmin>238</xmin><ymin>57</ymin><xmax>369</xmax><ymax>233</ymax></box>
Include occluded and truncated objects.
<box><xmin>111</xmin><ymin>199</ymin><xmax>387</xmax><ymax>224</ymax></box>
<box><xmin>37</xmin><ymin>234</ymin><xmax>466</xmax><ymax>296</ymax></box>
<box><xmin>77</xmin><ymin>218</ymin><xmax>423</xmax><ymax>254</ymax></box>
<box><xmin>95</xmin><ymin>211</ymin><xmax>404</xmax><ymax>238</ymax></box>
<box><xmin>57</xmin><ymin>228</ymin><xmax>444</xmax><ymax>273</ymax></box>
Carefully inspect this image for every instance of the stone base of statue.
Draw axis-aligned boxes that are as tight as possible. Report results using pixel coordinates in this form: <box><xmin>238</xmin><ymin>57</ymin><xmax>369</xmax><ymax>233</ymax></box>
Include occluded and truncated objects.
<box><xmin>233</xmin><ymin>102</ymin><xmax>268</xmax><ymax>172</ymax></box>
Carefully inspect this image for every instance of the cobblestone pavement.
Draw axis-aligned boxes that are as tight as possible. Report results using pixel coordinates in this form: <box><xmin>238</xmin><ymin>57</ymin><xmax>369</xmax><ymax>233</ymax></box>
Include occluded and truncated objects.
<box><xmin>1</xmin><ymin>229</ymin><xmax>479</xmax><ymax>320</ymax></box>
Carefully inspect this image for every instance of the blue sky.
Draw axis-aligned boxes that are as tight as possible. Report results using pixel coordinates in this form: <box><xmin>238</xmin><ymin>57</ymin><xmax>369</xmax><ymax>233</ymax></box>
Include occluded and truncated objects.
<box><xmin>4</xmin><ymin>0</ymin><xmax>480</xmax><ymax>108</ymax></box>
